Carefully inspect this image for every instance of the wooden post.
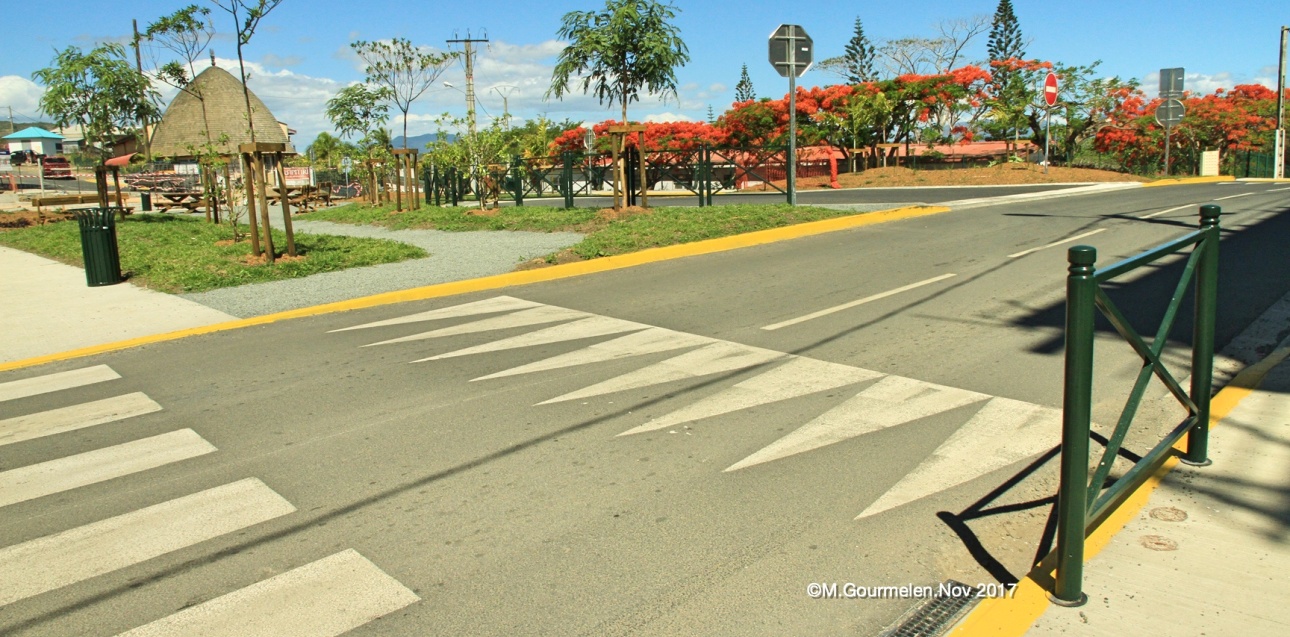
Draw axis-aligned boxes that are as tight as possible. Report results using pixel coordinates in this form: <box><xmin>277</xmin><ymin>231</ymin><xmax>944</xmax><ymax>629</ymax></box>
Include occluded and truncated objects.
<box><xmin>610</xmin><ymin>140</ymin><xmax>621</xmax><ymax>210</ymax></box>
<box><xmin>202</xmin><ymin>163</ymin><xmax>213</xmax><ymax>223</ymax></box>
<box><xmin>274</xmin><ymin>152</ymin><xmax>296</xmax><ymax>257</ymax></box>
<box><xmin>607</xmin><ymin>125</ymin><xmax>648</xmax><ymax>209</ymax></box>
<box><xmin>410</xmin><ymin>150</ymin><xmax>420</xmax><ymax>210</ymax></box>
<box><xmin>111</xmin><ymin>167</ymin><xmax>126</xmax><ymax>219</ymax></box>
<box><xmin>256</xmin><ymin>153</ymin><xmax>275</xmax><ymax>263</ymax></box>
<box><xmin>240</xmin><ymin>143</ymin><xmax>288</xmax><ymax>263</ymax></box>
<box><xmin>241</xmin><ymin>152</ymin><xmax>261</xmax><ymax>255</ymax></box>
<box><xmin>94</xmin><ymin>166</ymin><xmax>109</xmax><ymax>209</ymax></box>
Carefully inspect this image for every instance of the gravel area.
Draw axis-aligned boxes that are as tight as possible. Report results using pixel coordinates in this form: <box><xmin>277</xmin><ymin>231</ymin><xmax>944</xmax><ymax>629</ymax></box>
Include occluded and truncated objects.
<box><xmin>179</xmin><ymin>207</ymin><xmax>583</xmax><ymax>318</ymax></box>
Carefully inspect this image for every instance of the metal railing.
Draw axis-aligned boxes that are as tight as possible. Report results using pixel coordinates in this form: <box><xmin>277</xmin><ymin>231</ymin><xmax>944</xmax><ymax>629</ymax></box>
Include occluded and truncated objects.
<box><xmin>1053</xmin><ymin>204</ymin><xmax>1221</xmax><ymax>605</ymax></box>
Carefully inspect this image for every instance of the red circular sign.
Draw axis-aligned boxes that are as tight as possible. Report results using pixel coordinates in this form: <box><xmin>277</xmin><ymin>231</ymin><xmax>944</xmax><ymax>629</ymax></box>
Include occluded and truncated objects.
<box><xmin>1044</xmin><ymin>72</ymin><xmax>1059</xmax><ymax>107</ymax></box>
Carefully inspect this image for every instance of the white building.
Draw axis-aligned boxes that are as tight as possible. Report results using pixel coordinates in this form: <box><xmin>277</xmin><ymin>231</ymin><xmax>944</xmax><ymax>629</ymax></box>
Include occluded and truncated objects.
<box><xmin>2</xmin><ymin>126</ymin><xmax>65</xmax><ymax>156</ymax></box>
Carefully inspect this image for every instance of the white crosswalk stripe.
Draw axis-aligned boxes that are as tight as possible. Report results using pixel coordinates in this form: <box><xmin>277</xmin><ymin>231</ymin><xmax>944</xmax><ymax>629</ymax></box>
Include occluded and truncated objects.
<box><xmin>0</xmin><ymin>392</ymin><xmax>163</xmax><ymax>448</ymax></box>
<box><xmin>341</xmin><ymin>296</ymin><xmax>1069</xmax><ymax>519</ymax></box>
<box><xmin>0</xmin><ymin>478</ymin><xmax>296</xmax><ymax>606</ymax></box>
<box><xmin>0</xmin><ymin>368</ymin><xmax>422</xmax><ymax>635</ymax></box>
<box><xmin>115</xmin><ymin>549</ymin><xmax>419</xmax><ymax>637</ymax></box>
<box><xmin>0</xmin><ymin>429</ymin><xmax>216</xmax><ymax>509</ymax></box>
<box><xmin>0</xmin><ymin>365</ymin><xmax>120</xmax><ymax>403</ymax></box>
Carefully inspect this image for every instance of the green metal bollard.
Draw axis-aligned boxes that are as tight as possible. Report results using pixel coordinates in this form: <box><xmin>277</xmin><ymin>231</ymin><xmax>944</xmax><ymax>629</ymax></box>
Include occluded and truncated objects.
<box><xmin>1053</xmin><ymin>244</ymin><xmax>1096</xmax><ymax>607</ymax></box>
<box><xmin>1185</xmin><ymin>205</ymin><xmax>1221</xmax><ymax>466</ymax></box>
<box><xmin>74</xmin><ymin>208</ymin><xmax>124</xmax><ymax>287</ymax></box>
<box><xmin>561</xmin><ymin>152</ymin><xmax>575</xmax><ymax>209</ymax></box>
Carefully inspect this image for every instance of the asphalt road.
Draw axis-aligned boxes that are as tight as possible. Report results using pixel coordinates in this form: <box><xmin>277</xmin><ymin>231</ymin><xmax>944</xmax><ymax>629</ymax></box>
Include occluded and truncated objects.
<box><xmin>2</xmin><ymin>180</ymin><xmax>1288</xmax><ymax>636</ymax></box>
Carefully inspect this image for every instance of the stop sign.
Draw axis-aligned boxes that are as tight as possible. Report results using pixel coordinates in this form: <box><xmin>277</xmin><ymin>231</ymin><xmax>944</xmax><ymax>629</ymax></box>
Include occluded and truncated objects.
<box><xmin>1044</xmin><ymin>72</ymin><xmax>1059</xmax><ymax>107</ymax></box>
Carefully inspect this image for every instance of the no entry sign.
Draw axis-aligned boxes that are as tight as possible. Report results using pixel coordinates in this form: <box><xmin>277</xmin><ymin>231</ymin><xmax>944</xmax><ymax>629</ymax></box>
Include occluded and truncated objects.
<box><xmin>1044</xmin><ymin>72</ymin><xmax>1059</xmax><ymax>107</ymax></box>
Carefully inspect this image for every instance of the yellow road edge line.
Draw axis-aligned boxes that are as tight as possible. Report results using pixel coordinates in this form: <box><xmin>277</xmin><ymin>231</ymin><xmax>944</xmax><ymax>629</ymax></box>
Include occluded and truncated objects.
<box><xmin>949</xmin><ymin>344</ymin><xmax>1290</xmax><ymax>636</ymax></box>
<box><xmin>1141</xmin><ymin>175</ymin><xmax>1235</xmax><ymax>188</ymax></box>
<box><xmin>0</xmin><ymin>205</ymin><xmax>950</xmax><ymax>374</ymax></box>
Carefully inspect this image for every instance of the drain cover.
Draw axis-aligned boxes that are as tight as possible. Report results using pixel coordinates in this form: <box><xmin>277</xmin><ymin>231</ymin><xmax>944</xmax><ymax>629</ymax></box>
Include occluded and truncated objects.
<box><xmin>879</xmin><ymin>580</ymin><xmax>978</xmax><ymax>637</ymax></box>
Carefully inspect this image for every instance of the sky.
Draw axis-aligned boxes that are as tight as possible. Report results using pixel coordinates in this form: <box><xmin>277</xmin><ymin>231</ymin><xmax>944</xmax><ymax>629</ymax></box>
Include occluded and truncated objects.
<box><xmin>2</xmin><ymin>0</ymin><xmax>1287</xmax><ymax>151</ymax></box>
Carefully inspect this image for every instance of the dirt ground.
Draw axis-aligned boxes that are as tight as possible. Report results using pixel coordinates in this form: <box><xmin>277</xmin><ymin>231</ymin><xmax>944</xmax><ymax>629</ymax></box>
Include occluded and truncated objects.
<box><xmin>788</xmin><ymin>163</ymin><xmax>1149</xmax><ymax>190</ymax></box>
<box><xmin>0</xmin><ymin>210</ymin><xmax>74</xmax><ymax>229</ymax></box>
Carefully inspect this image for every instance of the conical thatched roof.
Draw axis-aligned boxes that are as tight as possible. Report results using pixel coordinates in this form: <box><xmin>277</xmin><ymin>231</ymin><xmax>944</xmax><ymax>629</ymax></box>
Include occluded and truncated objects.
<box><xmin>150</xmin><ymin>65</ymin><xmax>294</xmax><ymax>158</ymax></box>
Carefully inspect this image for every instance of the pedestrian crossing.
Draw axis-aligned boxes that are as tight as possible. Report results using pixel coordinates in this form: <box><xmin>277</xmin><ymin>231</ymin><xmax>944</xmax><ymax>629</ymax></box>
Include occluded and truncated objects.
<box><xmin>337</xmin><ymin>295</ymin><xmax>1066</xmax><ymax>520</ymax></box>
<box><xmin>0</xmin><ymin>365</ymin><xmax>417</xmax><ymax>634</ymax></box>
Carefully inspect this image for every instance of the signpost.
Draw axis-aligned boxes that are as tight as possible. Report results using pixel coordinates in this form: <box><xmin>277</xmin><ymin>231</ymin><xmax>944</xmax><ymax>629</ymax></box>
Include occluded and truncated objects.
<box><xmin>1158</xmin><ymin>68</ymin><xmax>1185</xmax><ymax>175</ymax></box>
<box><xmin>769</xmin><ymin>24</ymin><xmax>812</xmax><ymax>205</ymax></box>
<box><xmin>1044</xmin><ymin>72</ymin><xmax>1058</xmax><ymax>174</ymax></box>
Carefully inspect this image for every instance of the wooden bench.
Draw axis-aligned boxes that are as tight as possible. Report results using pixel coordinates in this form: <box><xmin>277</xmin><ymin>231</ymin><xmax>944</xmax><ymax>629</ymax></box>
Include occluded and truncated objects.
<box><xmin>30</xmin><ymin>194</ymin><xmax>103</xmax><ymax>213</ymax></box>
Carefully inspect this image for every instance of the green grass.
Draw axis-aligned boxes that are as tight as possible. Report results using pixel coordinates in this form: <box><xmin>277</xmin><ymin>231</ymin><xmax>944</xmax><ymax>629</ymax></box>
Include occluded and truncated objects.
<box><xmin>309</xmin><ymin>201</ymin><xmax>871</xmax><ymax>261</ymax></box>
<box><xmin>0</xmin><ymin>214</ymin><xmax>426</xmax><ymax>293</ymax></box>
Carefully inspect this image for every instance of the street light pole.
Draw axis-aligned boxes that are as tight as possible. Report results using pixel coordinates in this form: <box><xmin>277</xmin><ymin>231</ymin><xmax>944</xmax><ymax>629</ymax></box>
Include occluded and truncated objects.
<box><xmin>1275</xmin><ymin>25</ymin><xmax>1287</xmax><ymax>179</ymax></box>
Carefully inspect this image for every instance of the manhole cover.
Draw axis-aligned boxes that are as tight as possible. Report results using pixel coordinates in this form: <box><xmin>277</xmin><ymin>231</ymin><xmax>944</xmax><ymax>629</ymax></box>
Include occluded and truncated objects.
<box><xmin>1149</xmin><ymin>507</ymin><xmax>1188</xmax><ymax>522</ymax></box>
<box><xmin>1139</xmin><ymin>535</ymin><xmax>1178</xmax><ymax>551</ymax></box>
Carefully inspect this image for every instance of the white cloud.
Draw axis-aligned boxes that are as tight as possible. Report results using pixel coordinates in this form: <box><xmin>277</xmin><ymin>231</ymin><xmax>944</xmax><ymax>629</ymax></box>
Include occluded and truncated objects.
<box><xmin>0</xmin><ymin>76</ymin><xmax>45</xmax><ymax>122</ymax></box>
<box><xmin>644</xmin><ymin>112</ymin><xmax>691</xmax><ymax>123</ymax></box>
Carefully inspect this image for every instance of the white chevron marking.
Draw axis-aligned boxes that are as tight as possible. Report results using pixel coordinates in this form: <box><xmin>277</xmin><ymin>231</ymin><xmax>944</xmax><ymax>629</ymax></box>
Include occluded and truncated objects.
<box><xmin>364</xmin><ymin>306</ymin><xmax>590</xmax><ymax>347</ymax></box>
<box><xmin>724</xmin><ymin>376</ymin><xmax>990</xmax><ymax>472</ymax></box>
<box><xmin>856</xmin><ymin>396</ymin><xmax>1061</xmax><ymax>518</ymax></box>
<box><xmin>471</xmin><ymin>327</ymin><xmax>713</xmax><ymax>381</ymax></box>
<box><xmin>418</xmin><ymin>315</ymin><xmax>648</xmax><ymax>361</ymax></box>
<box><xmin>619</xmin><ymin>357</ymin><xmax>884</xmax><ymax>435</ymax></box>
<box><xmin>329</xmin><ymin>296</ymin><xmax>541</xmax><ymax>332</ymax></box>
<box><xmin>538</xmin><ymin>341</ymin><xmax>785</xmax><ymax>405</ymax></box>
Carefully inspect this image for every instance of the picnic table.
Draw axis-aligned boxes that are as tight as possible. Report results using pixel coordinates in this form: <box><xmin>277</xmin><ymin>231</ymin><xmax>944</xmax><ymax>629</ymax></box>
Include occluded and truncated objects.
<box><xmin>155</xmin><ymin>191</ymin><xmax>203</xmax><ymax>213</ymax></box>
<box><xmin>267</xmin><ymin>185</ymin><xmax>318</xmax><ymax>213</ymax></box>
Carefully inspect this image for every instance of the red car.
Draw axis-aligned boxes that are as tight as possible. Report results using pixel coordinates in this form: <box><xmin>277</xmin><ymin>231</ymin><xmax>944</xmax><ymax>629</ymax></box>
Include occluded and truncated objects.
<box><xmin>41</xmin><ymin>156</ymin><xmax>73</xmax><ymax>179</ymax></box>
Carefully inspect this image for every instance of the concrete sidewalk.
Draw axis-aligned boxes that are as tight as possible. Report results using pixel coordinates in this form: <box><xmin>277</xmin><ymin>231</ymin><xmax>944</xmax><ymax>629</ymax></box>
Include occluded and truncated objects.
<box><xmin>0</xmin><ymin>246</ymin><xmax>237</xmax><ymax>364</ymax></box>
<box><xmin>1024</xmin><ymin>341</ymin><xmax>1290</xmax><ymax>636</ymax></box>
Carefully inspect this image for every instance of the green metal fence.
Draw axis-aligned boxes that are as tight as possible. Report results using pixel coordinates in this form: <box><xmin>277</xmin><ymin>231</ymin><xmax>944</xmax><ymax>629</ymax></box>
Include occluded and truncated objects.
<box><xmin>1226</xmin><ymin>150</ymin><xmax>1276</xmax><ymax>178</ymax></box>
<box><xmin>1053</xmin><ymin>205</ymin><xmax>1221</xmax><ymax>605</ymax></box>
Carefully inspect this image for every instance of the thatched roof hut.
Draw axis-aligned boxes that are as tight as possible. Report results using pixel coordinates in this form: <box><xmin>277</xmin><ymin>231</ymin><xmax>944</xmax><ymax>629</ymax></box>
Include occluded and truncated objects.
<box><xmin>150</xmin><ymin>65</ymin><xmax>295</xmax><ymax>158</ymax></box>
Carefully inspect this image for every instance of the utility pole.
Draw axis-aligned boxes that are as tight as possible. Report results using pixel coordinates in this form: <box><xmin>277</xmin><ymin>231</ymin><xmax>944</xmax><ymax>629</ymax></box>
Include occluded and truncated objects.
<box><xmin>446</xmin><ymin>31</ymin><xmax>488</xmax><ymax>138</ymax></box>
<box><xmin>132</xmin><ymin>19</ymin><xmax>153</xmax><ymax>161</ymax></box>
<box><xmin>1276</xmin><ymin>25</ymin><xmax>1287</xmax><ymax>179</ymax></box>
<box><xmin>493</xmin><ymin>86</ymin><xmax>513</xmax><ymax>132</ymax></box>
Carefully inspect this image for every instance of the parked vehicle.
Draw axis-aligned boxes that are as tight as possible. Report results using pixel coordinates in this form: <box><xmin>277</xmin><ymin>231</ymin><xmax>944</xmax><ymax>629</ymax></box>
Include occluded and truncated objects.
<box><xmin>41</xmin><ymin>156</ymin><xmax>73</xmax><ymax>179</ymax></box>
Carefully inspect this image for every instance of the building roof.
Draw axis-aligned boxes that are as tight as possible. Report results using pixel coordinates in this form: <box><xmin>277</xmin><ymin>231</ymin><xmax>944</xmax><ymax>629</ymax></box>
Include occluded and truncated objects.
<box><xmin>149</xmin><ymin>65</ymin><xmax>294</xmax><ymax>158</ymax></box>
<box><xmin>2</xmin><ymin>126</ymin><xmax>64</xmax><ymax>141</ymax></box>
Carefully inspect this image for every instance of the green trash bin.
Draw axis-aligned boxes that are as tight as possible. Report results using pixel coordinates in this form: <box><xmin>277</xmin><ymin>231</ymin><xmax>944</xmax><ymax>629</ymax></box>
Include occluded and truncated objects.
<box><xmin>74</xmin><ymin>208</ymin><xmax>123</xmax><ymax>287</ymax></box>
<box><xmin>140</xmin><ymin>191</ymin><xmax>152</xmax><ymax>211</ymax></box>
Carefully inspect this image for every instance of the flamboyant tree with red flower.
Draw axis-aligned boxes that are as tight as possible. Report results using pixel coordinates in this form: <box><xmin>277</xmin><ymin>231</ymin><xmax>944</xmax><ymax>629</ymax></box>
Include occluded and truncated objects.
<box><xmin>1096</xmin><ymin>83</ymin><xmax>1283</xmax><ymax>173</ymax></box>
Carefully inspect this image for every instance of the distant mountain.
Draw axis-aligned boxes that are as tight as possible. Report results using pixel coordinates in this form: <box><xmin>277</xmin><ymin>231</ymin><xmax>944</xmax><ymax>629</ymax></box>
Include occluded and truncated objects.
<box><xmin>392</xmin><ymin>133</ymin><xmax>455</xmax><ymax>149</ymax></box>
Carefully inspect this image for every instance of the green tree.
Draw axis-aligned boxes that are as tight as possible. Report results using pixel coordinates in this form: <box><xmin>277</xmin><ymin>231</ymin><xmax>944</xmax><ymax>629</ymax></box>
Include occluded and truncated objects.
<box><xmin>1026</xmin><ymin>61</ymin><xmax>1137</xmax><ymax>163</ymax></box>
<box><xmin>350</xmin><ymin>38</ymin><xmax>456</xmax><ymax>150</ymax></box>
<box><xmin>326</xmin><ymin>83</ymin><xmax>392</xmax><ymax>142</ymax></box>
<box><xmin>546</xmin><ymin>0</ymin><xmax>690</xmax><ymax>126</ymax></box>
<box><xmin>305</xmin><ymin>131</ymin><xmax>351</xmax><ymax>168</ymax></box>
<box><xmin>209</xmin><ymin>0</ymin><xmax>285</xmax><ymax>144</ymax></box>
<box><xmin>32</xmin><ymin>43</ymin><xmax>160</xmax><ymax>159</ymax></box>
<box><xmin>841</xmin><ymin>17</ymin><xmax>876</xmax><ymax>84</ymax></box>
<box><xmin>987</xmin><ymin>0</ymin><xmax>1025</xmax><ymax>89</ymax></box>
<box><xmin>735</xmin><ymin>63</ymin><xmax>755</xmax><ymax>102</ymax></box>
<box><xmin>144</xmin><ymin>5</ymin><xmax>216</xmax><ymax>152</ymax></box>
